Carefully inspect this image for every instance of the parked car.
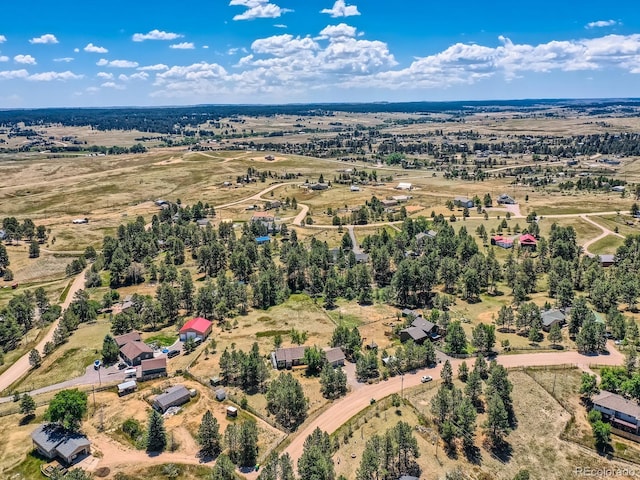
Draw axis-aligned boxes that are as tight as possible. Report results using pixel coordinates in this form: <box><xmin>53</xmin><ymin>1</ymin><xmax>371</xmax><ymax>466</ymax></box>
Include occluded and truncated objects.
<box><xmin>167</xmin><ymin>349</ymin><xmax>180</xmax><ymax>358</ymax></box>
<box><xmin>421</xmin><ymin>375</ymin><xmax>433</xmax><ymax>383</ymax></box>
<box><xmin>93</xmin><ymin>360</ymin><xmax>101</xmax><ymax>370</ymax></box>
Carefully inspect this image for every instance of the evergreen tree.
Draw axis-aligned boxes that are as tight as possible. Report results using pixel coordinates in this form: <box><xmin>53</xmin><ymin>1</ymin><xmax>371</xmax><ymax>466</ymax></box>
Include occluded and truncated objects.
<box><xmin>29</xmin><ymin>348</ymin><xmax>42</xmax><ymax>369</ymax></box>
<box><xmin>441</xmin><ymin>360</ymin><xmax>453</xmax><ymax>389</ymax></box>
<box><xmin>146</xmin><ymin>409</ymin><xmax>167</xmax><ymax>452</ymax></box>
<box><xmin>210</xmin><ymin>454</ymin><xmax>236</xmax><ymax>480</ymax></box>
<box><xmin>20</xmin><ymin>393</ymin><xmax>36</xmax><ymax>417</ymax></box>
<box><xmin>101</xmin><ymin>334</ymin><xmax>120</xmax><ymax>365</ymax></box>
<box><xmin>483</xmin><ymin>393</ymin><xmax>510</xmax><ymax>447</ymax></box>
<box><xmin>197</xmin><ymin>410</ymin><xmax>222</xmax><ymax>458</ymax></box>
<box><xmin>298</xmin><ymin>428</ymin><xmax>335</xmax><ymax>480</ymax></box>
<box><xmin>266</xmin><ymin>373</ymin><xmax>308</xmax><ymax>429</ymax></box>
<box><xmin>257</xmin><ymin>452</ymin><xmax>295</xmax><ymax>480</ymax></box>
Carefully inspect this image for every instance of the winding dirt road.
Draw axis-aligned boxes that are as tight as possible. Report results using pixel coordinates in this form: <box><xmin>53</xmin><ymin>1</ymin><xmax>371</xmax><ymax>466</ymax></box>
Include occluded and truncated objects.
<box><xmin>580</xmin><ymin>214</ymin><xmax>625</xmax><ymax>256</ymax></box>
<box><xmin>0</xmin><ymin>266</ymin><xmax>89</xmax><ymax>394</ymax></box>
<box><xmin>283</xmin><ymin>345</ymin><xmax>624</xmax><ymax>468</ymax></box>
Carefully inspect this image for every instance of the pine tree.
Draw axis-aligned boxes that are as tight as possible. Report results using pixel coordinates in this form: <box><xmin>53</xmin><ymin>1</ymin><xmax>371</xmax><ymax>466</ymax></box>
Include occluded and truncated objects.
<box><xmin>29</xmin><ymin>349</ymin><xmax>42</xmax><ymax>369</ymax></box>
<box><xmin>146</xmin><ymin>409</ymin><xmax>167</xmax><ymax>452</ymax></box>
<box><xmin>197</xmin><ymin>410</ymin><xmax>221</xmax><ymax>458</ymax></box>
<box><xmin>483</xmin><ymin>393</ymin><xmax>510</xmax><ymax>447</ymax></box>
<box><xmin>20</xmin><ymin>393</ymin><xmax>36</xmax><ymax>417</ymax></box>
<box><xmin>441</xmin><ymin>360</ymin><xmax>453</xmax><ymax>389</ymax></box>
<box><xmin>101</xmin><ymin>334</ymin><xmax>120</xmax><ymax>365</ymax></box>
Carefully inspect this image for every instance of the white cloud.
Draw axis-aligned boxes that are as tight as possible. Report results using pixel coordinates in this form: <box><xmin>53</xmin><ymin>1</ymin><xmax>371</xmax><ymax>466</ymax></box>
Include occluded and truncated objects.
<box><xmin>84</xmin><ymin>43</ymin><xmax>108</xmax><ymax>53</ymax></box>
<box><xmin>74</xmin><ymin>48</ymin><xmax>80</xmax><ymax>53</ymax></box>
<box><xmin>274</xmin><ymin>24</ymin><xmax>287</xmax><ymax>29</ymax></box>
<box><xmin>97</xmin><ymin>72</ymin><xmax>113</xmax><ymax>79</ymax></box>
<box><xmin>29</xmin><ymin>34</ymin><xmax>59</xmax><ymax>44</ymax></box>
<box><xmin>132</xmin><ymin>29</ymin><xmax>183</xmax><ymax>42</ymax></box>
<box><xmin>129</xmin><ymin>72</ymin><xmax>149</xmax><ymax>80</ymax></box>
<box><xmin>0</xmin><ymin>69</ymin><xmax>29</xmax><ymax>80</ymax></box>
<box><xmin>101</xmin><ymin>81</ymin><xmax>125</xmax><ymax>89</ymax></box>
<box><xmin>318</xmin><ymin>23</ymin><xmax>357</xmax><ymax>40</ymax></box>
<box><xmin>321</xmin><ymin>0</ymin><xmax>360</xmax><ymax>18</ymax></box>
<box><xmin>170</xmin><ymin>42</ymin><xmax>195</xmax><ymax>50</ymax></box>
<box><xmin>0</xmin><ymin>35</ymin><xmax>6</xmax><ymax>43</ymax></box>
<box><xmin>54</xmin><ymin>57</ymin><xmax>74</xmax><ymax>63</ymax></box>
<box><xmin>230</xmin><ymin>0</ymin><xmax>292</xmax><ymax>21</ymax></box>
<box><xmin>14</xmin><ymin>54</ymin><xmax>36</xmax><ymax>65</ymax></box>
<box><xmin>138</xmin><ymin>63</ymin><xmax>169</xmax><ymax>71</ymax></box>
<box><xmin>96</xmin><ymin>59</ymin><xmax>139</xmax><ymax>68</ymax></box>
<box><xmin>27</xmin><ymin>71</ymin><xmax>83</xmax><ymax>81</ymax></box>
<box><xmin>203</xmin><ymin>45</ymin><xmax>210</xmax><ymax>49</ymax></box>
<box><xmin>586</xmin><ymin>20</ymin><xmax>618</xmax><ymax>29</ymax></box>
<box><xmin>0</xmin><ymin>56</ymin><xmax>8</xmax><ymax>62</ymax></box>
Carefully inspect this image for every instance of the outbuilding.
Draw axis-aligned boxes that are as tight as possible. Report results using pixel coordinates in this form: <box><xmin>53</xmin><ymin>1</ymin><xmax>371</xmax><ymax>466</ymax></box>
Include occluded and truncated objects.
<box><xmin>324</xmin><ymin>347</ymin><xmax>346</xmax><ymax>367</ymax></box>
<box><xmin>117</xmin><ymin>380</ymin><xmax>137</xmax><ymax>396</ymax></box>
<box><xmin>153</xmin><ymin>385</ymin><xmax>192</xmax><ymax>413</ymax></box>
<box><xmin>179</xmin><ymin>317</ymin><xmax>213</xmax><ymax>341</ymax></box>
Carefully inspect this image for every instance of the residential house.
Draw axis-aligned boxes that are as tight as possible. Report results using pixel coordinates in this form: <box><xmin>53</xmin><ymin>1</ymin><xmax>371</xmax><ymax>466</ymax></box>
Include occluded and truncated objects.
<box><xmin>196</xmin><ymin>218</ymin><xmax>210</xmax><ymax>227</ymax></box>
<box><xmin>114</xmin><ymin>331</ymin><xmax>142</xmax><ymax>348</ymax></box>
<box><xmin>399</xmin><ymin>326</ymin><xmax>429</xmax><ymax>344</ymax></box>
<box><xmin>401</xmin><ymin>308</ymin><xmax>420</xmax><ymax>318</ymax></box>
<box><xmin>381</xmin><ymin>199</ymin><xmax>398</xmax><ymax>208</ymax></box>
<box><xmin>599</xmin><ymin>254</ymin><xmax>616</xmax><ymax>267</ymax></box>
<box><xmin>593</xmin><ymin>390</ymin><xmax>640</xmax><ymax>434</ymax></box>
<box><xmin>324</xmin><ymin>347</ymin><xmax>346</xmax><ymax>367</ymax></box>
<box><xmin>518</xmin><ymin>233</ymin><xmax>538</xmax><ymax>251</ymax></box>
<box><xmin>120</xmin><ymin>341</ymin><xmax>154</xmax><ymax>366</ymax></box>
<box><xmin>395</xmin><ymin>182</ymin><xmax>412</xmax><ymax>191</ymax></box>
<box><xmin>392</xmin><ymin>195</ymin><xmax>412</xmax><ymax>202</ymax></box>
<box><xmin>153</xmin><ymin>385</ymin><xmax>192</xmax><ymax>413</ymax></box>
<box><xmin>491</xmin><ymin>235</ymin><xmax>514</xmax><ymax>249</ymax></box>
<box><xmin>271</xmin><ymin>346</ymin><xmax>306</xmax><ymax>369</ymax></box>
<box><xmin>454</xmin><ymin>196</ymin><xmax>474</xmax><ymax>209</ymax></box>
<box><xmin>251</xmin><ymin>211</ymin><xmax>275</xmax><ymax>223</ymax></box>
<box><xmin>179</xmin><ymin>317</ymin><xmax>213</xmax><ymax>341</ymax></box>
<box><xmin>31</xmin><ymin>424</ymin><xmax>91</xmax><ymax>465</ymax></box>
<box><xmin>541</xmin><ymin>309</ymin><xmax>566</xmax><ymax>332</ymax></box>
<box><xmin>308</xmin><ymin>183</ymin><xmax>329</xmax><ymax>191</ymax></box>
<box><xmin>140</xmin><ymin>357</ymin><xmax>167</xmax><ymax>379</ymax></box>
<box><xmin>497</xmin><ymin>193</ymin><xmax>516</xmax><ymax>205</ymax></box>
<box><xmin>355</xmin><ymin>252</ymin><xmax>370</xmax><ymax>263</ymax></box>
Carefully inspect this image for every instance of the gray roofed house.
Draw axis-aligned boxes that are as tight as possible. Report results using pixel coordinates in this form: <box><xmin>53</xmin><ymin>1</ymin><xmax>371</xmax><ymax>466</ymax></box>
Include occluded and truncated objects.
<box><xmin>153</xmin><ymin>385</ymin><xmax>192</xmax><ymax>413</ymax></box>
<box><xmin>497</xmin><ymin>193</ymin><xmax>516</xmax><ymax>205</ymax></box>
<box><xmin>411</xmin><ymin>317</ymin><xmax>436</xmax><ymax>334</ymax></box>
<box><xmin>541</xmin><ymin>309</ymin><xmax>566</xmax><ymax>331</ymax></box>
<box><xmin>593</xmin><ymin>390</ymin><xmax>640</xmax><ymax>433</ymax></box>
<box><xmin>31</xmin><ymin>424</ymin><xmax>91</xmax><ymax>465</ymax></box>
<box><xmin>324</xmin><ymin>347</ymin><xmax>346</xmax><ymax>367</ymax></box>
<box><xmin>399</xmin><ymin>326</ymin><xmax>429</xmax><ymax>344</ymax></box>
<box><xmin>599</xmin><ymin>254</ymin><xmax>616</xmax><ymax>267</ymax></box>
<box><xmin>355</xmin><ymin>252</ymin><xmax>369</xmax><ymax>263</ymax></box>
<box><xmin>402</xmin><ymin>308</ymin><xmax>420</xmax><ymax>318</ymax></box>
<box><xmin>272</xmin><ymin>346</ymin><xmax>307</xmax><ymax>369</ymax></box>
<box><xmin>454</xmin><ymin>196</ymin><xmax>474</xmax><ymax>208</ymax></box>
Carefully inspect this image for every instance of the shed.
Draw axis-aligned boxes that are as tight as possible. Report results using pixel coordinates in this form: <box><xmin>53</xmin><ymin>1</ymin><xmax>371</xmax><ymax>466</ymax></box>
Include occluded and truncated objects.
<box><xmin>153</xmin><ymin>385</ymin><xmax>192</xmax><ymax>413</ymax></box>
<box><xmin>179</xmin><ymin>317</ymin><xmax>213</xmax><ymax>341</ymax></box>
<box><xmin>117</xmin><ymin>380</ymin><xmax>137</xmax><ymax>396</ymax></box>
<box><xmin>395</xmin><ymin>182</ymin><xmax>412</xmax><ymax>191</ymax></box>
<box><xmin>226</xmin><ymin>406</ymin><xmax>238</xmax><ymax>417</ymax></box>
<box><xmin>215</xmin><ymin>388</ymin><xmax>227</xmax><ymax>401</ymax></box>
<box><xmin>140</xmin><ymin>357</ymin><xmax>167</xmax><ymax>378</ymax></box>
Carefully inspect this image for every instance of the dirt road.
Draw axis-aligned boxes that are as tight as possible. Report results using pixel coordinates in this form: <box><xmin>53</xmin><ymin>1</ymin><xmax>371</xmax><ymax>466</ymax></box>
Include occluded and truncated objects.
<box><xmin>580</xmin><ymin>214</ymin><xmax>625</xmax><ymax>255</ymax></box>
<box><xmin>0</xmin><ymin>266</ymin><xmax>88</xmax><ymax>394</ymax></box>
<box><xmin>283</xmin><ymin>345</ymin><xmax>624</xmax><ymax>467</ymax></box>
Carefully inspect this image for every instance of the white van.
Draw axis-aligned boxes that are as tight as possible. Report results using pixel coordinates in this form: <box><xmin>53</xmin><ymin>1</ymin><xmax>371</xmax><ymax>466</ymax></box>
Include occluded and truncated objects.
<box><xmin>124</xmin><ymin>368</ymin><xmax>137</xmax><ymax>378</ymax></box>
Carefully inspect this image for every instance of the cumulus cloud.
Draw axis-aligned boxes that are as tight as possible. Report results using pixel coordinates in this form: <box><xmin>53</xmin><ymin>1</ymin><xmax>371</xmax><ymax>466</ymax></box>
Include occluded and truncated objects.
<box><xmin>14</xmin><ymin>54</ymin><xmax>36</xmax><ymax>65</ymax></box>
<box><xmin>0</xmin><ymin>56</ymin><xmax>8</xmax><ymax>62</ymax></box>
<box><xmin>132</xmin><ymin>29</ymin><xmax>183</xmax><ymax>42</ymax></box>
<box><xmin>274</xmin><ymin>24</ymin><xmax>287</xmax><ymax>29</ymax></box>
<box><xmin>117</xmin><ymin>72</ymin><xmax>149</xmax><ymax>81</ymax></box>
<box><xmin>318</xmin><ymin>23</ymin><xmax>357</xmax><ymax>40</ymax></box>
<box><xmin>586</xmin><ymin>20</ymin><xmax>618</xmax><ymax>29</ymax></box>
<box><xmin>96</xmin><ymin>59</ymin><xmax>139</xmax><ymax>68</ymax></box>
<box><xmin>84</xmin><ymin>43</ymin><xmax>108</xmax><ymax>53</ymax></box>
<box><xmin>97</xmin><ymin>72</ymin><xmax>113</xmax><ymax>79</ymax></box>
<box><xmin>29</xmin><ymin>34</ymin><xmax>59</xmax><ymax>44</ymax></box>
<box><xmin>54</xmin><ymin>57</ymin><xmax>74</xmax><ymax>63</ymax></box>
<box><xmin>101</xmin><ymin>81</ymin><xmax>125</xmax><ymax>89</ymax></box>
<box><xmin>0</xmin><ymin>69</ymin><xmax>29</xmax><ymax>80</ymax></box>
<box><xmin>321</xmin><ymin>0</ymin><xmax>360</xmax><ymax>18</ymax></box>
<box><xmin>230</xmin><ymin>0</ymin><xmax>292</xmax><ymax>21</ymax></box>
<box><xmin>0</xmin><ymin>35</ymin><xmax>6</xmax><ymax>43</ymax></box>
<box><xmin>137</xmin><ymin>63</ymin><xmax>169</xmax><ymax>71</ymax></box>
<box><xmin>28</xmin><ymin>71</ymin><xmax>83</xmax><ymax>81</ymax></box>
<box><xmin>170</xmin><ymin>42</ymin><xmax>195</xmax><ymax>49</ymax></box>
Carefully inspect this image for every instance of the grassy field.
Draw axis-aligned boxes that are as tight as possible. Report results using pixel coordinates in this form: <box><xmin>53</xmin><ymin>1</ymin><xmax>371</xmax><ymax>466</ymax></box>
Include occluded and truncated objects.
<box><xmin>588</xmin><ymin>234</ymin><xmax>626</xmax><ymax>255</ymax></box>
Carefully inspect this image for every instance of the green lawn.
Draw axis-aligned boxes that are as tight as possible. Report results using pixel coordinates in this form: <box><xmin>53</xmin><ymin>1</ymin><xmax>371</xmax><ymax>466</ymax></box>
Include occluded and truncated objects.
<box><xmin>587</xmin><ymin>234</ymin><xmax>625</xmax><ymax>255</ymax></box>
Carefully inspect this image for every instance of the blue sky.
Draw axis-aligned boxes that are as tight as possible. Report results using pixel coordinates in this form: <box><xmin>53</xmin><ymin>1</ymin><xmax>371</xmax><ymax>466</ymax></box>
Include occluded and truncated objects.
<box><xmin>0</xmin><ymin>0</ymin><xmax>638</xmax><ymax>107</ymax></box>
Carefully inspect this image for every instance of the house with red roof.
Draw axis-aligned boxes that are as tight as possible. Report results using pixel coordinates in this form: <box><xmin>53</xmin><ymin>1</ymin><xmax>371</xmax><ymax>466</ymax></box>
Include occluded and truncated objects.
<box><xmin>491</xmin><ymin>235</ymin><xmax>514</xmax><ymax>249</ymax></box>
<box><xmin>519</xmin><ymin>233</ymin><xmax>538</xmax><ymax>251</ymax></box>
<box><xmin>179</xmin><ymin>317</ymin><xmax>213</xmax><ymax>341</ymax></box>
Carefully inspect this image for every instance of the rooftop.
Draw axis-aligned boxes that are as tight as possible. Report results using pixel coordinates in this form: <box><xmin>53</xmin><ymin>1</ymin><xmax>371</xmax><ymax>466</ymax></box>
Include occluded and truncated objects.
<box><xmin>120</xmin><ymin>340</ymin><xmax>153</xmax><ymax>359</ymax></box>
<box><xmin>180</xmin><ymin>317</ymin><xmax>212</xmax><ymax>334</ymax></box>
<box><xmin>114</xmin><ymin>331</ymin><xmax>142</xmax><ymax>347</ymax></box>
<box><xmin>594</xmin><ymin>390</ymin><xmax>640</xmax><ymax>420</ymax></box>
<box><xmin>274</xmin><ymin>346</ymin><xmax>306</xmax><ymax>364</ymax></box>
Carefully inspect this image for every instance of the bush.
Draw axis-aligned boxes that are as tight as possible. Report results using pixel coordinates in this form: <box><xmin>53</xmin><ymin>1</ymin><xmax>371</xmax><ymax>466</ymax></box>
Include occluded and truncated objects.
<box><xmin>122</xmin><ymin>418</ymin><xmax>142</xmax><ymax>440</ymax></box>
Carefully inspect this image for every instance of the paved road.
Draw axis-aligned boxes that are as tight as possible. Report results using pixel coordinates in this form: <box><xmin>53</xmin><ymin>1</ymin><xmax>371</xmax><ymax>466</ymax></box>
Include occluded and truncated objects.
<box><xmin>0</xmin><ymin>266</ymin><xmax>89</xmax><ymax>395</ymax></box>
<box><xmin>283</xmin><ymin>343</ymin><xmax>624</xmax><ymax>468</ymax></box>
<box><xmin>580</xmin><ymin>214</ymin><xmax>625</xmax><ymax>256</ymax></box>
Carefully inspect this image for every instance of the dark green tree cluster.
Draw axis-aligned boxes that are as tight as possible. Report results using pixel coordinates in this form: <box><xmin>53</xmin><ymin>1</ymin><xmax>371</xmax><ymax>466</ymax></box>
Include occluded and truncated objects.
<box><xmin>225</xmin><ymin>419</ymin><xmax>258</xmax><ymax>467</ymax></box>
<box><xmin>319</xmin><ymin>365</ymin><xmax>348</xmax><ymax>399</ymax></box>
<box><xmin>266</xmin><ymin>372</ymin><xmax>308</xmax><ymax>430</ymax></box>
<box><xmin>257</xmin><ymin>452</ymin><xmax>295</xmax><ymax>480</ymax></box>
<box><xmin>45</xmin><ymin>389</ymin><xmax>88</xmax><ymax>432</ymax></box>
<box><xmin>330</xmin><ymin>324</ymin><xmax>362</xmax><ymax>360</ymax></box>
<box><xmin>219</xmin><ymin>343</ymin><xmax>269</xmax><ymax>393</ymax></box>
<box><xmin>356</xmin><ymin>421</ymin><xmax>420</xmax><ymax>480</ymax></box>
<box><xmin>356</xmin><ymin>351</ymin><xmax>380</xmax><ymax>382</ymax></box>
<box><xmin>297</xmin><ymin>428</ymin><xmax>335</xmax><ymax>480</ymax></box>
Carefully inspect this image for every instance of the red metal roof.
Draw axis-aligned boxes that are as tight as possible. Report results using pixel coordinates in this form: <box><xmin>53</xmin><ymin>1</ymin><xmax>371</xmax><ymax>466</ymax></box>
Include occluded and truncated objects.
<box><xmin>180</xmin><ymin>317</ymin><xmax>212</xmax><ymax>334</ymax></box>
<box><xmin>519</xmin><ymin>233</ymin><xmax>538</xmax><ymax>244</ymax></box>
